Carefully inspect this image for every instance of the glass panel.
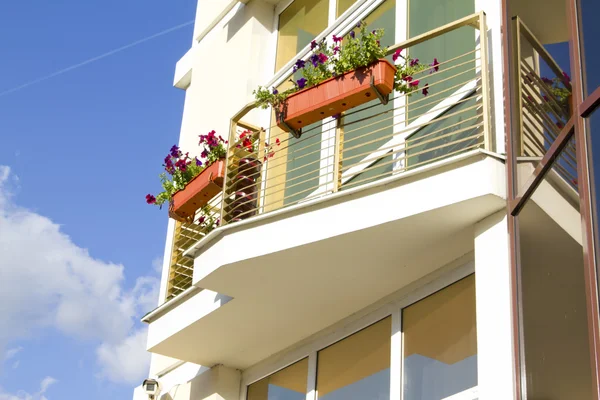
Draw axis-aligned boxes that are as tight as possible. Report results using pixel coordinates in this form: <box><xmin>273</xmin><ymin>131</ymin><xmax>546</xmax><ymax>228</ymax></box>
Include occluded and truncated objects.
<box><xmin>276</xmin><ymin>0</ymin><xmax>329</xmax><ymax>72</ymax></box>
<box><xmin>402</xmin><ymin>275</ymin><xmax>477</xmax><ymax>400</ymax></box>
<box><xmin>406</xmin><ymin>94</ymin><xmax>481</xmax><ymax>168</ymax></box>
<box><xmin>518</xmin><ymin>157</ymin><xmax>594</xmax><ymax>399</ymax></box>
<box><xmin>408</xmin><ymin>0</ymin><xmax>475</xmax><ymax>119</ymax></box>
<box><xmin>587</xmin><ymin>110</ymin><xmax>600</xmax><ymax>282</ymax></box>
<box><xmin>316</xmin><ymin>317</ymin><xmax>391</xmax><ymax>400</ymax></box>
<box><xmin>339</xmin><ymin>0</ymin><xmax>396</xmax><ymax>189</ymax></box>
<box><xmin>337</xmin><ymin>0</ymin><xmax>358</xmax><ymax>17</ymax></box>
<box><xmin>580</xmin><ymin>0</ymin><xmax>600</xmax><ymax>97</ymax></box>
<box><xmin>247</xmin><ymin>358</ymin><xmax>309</xmax><ymax>400</ymax></box>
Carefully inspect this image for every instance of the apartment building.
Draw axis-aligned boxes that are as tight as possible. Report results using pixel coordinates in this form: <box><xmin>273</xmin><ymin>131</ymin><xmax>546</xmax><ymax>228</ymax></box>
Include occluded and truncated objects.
<box><xmin>133</xmin><ymin>0</ymin><xmax>600</xmax><ymax>398</ymax></box>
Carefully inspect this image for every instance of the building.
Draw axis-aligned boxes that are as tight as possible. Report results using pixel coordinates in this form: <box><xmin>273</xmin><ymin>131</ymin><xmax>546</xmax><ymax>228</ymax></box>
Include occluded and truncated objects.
<box><xmin>133</xmin><ymin>0</ymin><xmax>600</xmax><ymax>398</ymax></box>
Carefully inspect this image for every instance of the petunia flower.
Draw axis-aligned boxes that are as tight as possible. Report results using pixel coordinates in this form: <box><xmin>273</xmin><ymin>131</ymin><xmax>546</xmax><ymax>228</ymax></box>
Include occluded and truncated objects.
<box><xmin>170</xmin><ymin>145</ymin><xmax>180</xmax><ymax>157</ymax></box>
<box><xmin>333</xmin><ymin>46</ymin><xmax>340</xmax><ymax>54</ymax></box>
<box><xmin>403</xmin><ymin>75</ymin><xmax>413</xmax><ymax>82</ymax></box>
<box><xmin>272</xmin><ymin>87</ymin><xmax>279</xmax><ymax>95</ymax></box>
<box><xmin>392</xmin><ymin>48</ymin><xmax>403</xmax><ymax>62</ymax></box>
<box><xmin>410</xmin><ymin>58</ymin><xmax>419</xmax><ymax>67</ymax></box>
<box><xmin>356</xmin><ymin>22</ymin><xmax>362</xmax><ymax>28</ymax></box>
<box><xmin>297</xmin><ymin>78</ymin><xmax>307</xmax><ymax>89</ymax></box>
<box><xmin>422</xmin><ymin>83</ymin><xmax>429</xmax><ymax>96</ymax></box>
<box><xmin>294</xmin><ymin>59</ymin><xmax>306</xmax><ymax>70</ymax></box>
<box><xmin>332</xmin><ymin>34</ymin><xmax>343</xmax><ymax>43</ymax></box>
<box><xmin>429</xmin><ymin>58</ymin><xmax>440</xmax><ymax>74</ymax></box>
<box><xmin>195</xmin><ymin>157</ymin><xmax>202</xmax><ymax>166</ymax></box>
<box><xmin>310</xmin><ymin>40</ymin><xmax>317</xmax><ymax>50</ymax></box>
<box><xmin>146</xmin><ymin>194</ymin><xmax>156</xmax><ymax>204</ymax></box>
<box><xmin>409</xmin><ymin>79</ymin><xmax>420</xmax><ymax>87</ymax></box>
<box><xmin>276</xmin><ymin>138</ymin><xmax>281</xmax><ymax>145</ymax></box>
<box><xmin>541</xmin><ymin>77</ymin><xmax>553</xmax><ymax>85</ymax></box>
<box><xmin>350</xmin><ymin>31</ymin><xmax>355</xmax><ymax>39</ymax></box>
<box><xmin>562</xmin><ymin>71</ymin><xmax>571</xmax><ymax>83</ymax></box>
<box><xmin>310</xmin><ymin>54</ymin><xmax>320</xmax><ymax>67</ymax></box>
<box><xmin>318</xmin><ymin>53</ymin><xmax>328</xmax><ymax>64</ymax></box>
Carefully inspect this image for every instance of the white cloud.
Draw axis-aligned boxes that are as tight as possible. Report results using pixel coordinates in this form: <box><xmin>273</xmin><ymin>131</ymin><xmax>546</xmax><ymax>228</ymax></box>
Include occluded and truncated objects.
<box><xmin>3</xmin><ymin>347</ymin><xmax>23</xmax><ymax>361</ymax></box>
<box><xmin>11</xmin><ymin>361</ymin><xmax>19</xmax><ymax>370</ymax></box>
<box><xmin>0</xmin><ymin>166</ymin><xmax>159</xmax><ymax>385</ymax></box>
<box><xmin>96</xmin><ymin>328</ymin><xmax>151</xmax><ymax>384</ymax></box>
<box><xmin>0</xmin><ymin>376</ymin><xmax>56</xmax><ymax>400</ymax></box>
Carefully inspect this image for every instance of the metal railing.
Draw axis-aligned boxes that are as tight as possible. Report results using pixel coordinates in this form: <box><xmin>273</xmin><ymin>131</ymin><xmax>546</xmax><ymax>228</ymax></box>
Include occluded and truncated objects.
<box><xmin>512</xmin><ymin>17</ymin><xmax>577</xmax><ymax>189</ymax></box>
<box><xmin>164</xmin><ymin>12</ymin><xmax>492</xmax><ymax>298</ymax></box>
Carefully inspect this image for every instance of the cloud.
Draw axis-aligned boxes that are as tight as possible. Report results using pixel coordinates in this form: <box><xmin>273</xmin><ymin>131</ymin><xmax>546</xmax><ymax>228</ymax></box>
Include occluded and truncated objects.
<box><xmin>96</xmin><ymin>328</ymin><xmax>151</xmax><ymax>384</ymax></box>
<box><xmin>3</xmin><ymin>347</ymin><xmax>23</xmax><ymax>361</ymax></box>
<box><xmin>0</xmin><ymin>376</ymin><xmax>56</xmax><ymax>400</ymax></box>
<box><xmin>0</xmin><ymin>167</ymin><xmax>159</xmax><ymax>385</ymax></box>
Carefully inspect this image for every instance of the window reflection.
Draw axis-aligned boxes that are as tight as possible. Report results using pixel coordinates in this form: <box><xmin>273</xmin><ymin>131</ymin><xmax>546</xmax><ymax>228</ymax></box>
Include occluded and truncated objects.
<box><xmin>402</xmin><ymin>275</ymin><xmax>477</xmax><ymax>400</ymax></box>
<box><xmin>580</xmin><ymin>0</ymin><xmax>600</xmax><ymax>96</ymax></box>
<box><xmin>316</xmin><ymin>317</ymin><xmax>391</xmax><ymax>400</ymax></box>
<box><xmin>276</xmin><ymin>0</ymin><xmax>329</xmax><ymax>72</ymax></box>
<box><xmin>247</xmin><ymin>358</ymin><xmax>309</xmax><ymax>400</ymax></box>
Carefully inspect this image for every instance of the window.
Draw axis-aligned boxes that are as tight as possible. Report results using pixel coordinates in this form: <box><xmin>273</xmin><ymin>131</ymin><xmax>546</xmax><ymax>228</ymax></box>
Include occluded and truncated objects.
<box><xmin>275</xmin><ymin>0</ymin><xmax>330</xmax><ymax>72</ymax></box>
<box><xmin>247</xmin><ymin>358</ymin><xmax>309</xmax><ymax>400</ymax></box>
<box><xmin>402</xmin><ymin>275</ymin><xmax>477</xmax><ymax>400</ymax></box>
<box><xmin>316</xmin><ymin>317</ymin><xmax>391</xmax><ymax>400</ymax></box>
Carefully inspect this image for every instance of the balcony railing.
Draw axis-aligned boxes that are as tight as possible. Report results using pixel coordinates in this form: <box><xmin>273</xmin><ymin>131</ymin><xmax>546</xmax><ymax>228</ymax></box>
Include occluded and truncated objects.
<box><xmin>164</xmin><ymin>12</ymin><xmax>491</xmax><ymax>299</ymax></box>
<box><xmin>512</xmin><ymin>16</ymin><xmax>577</xmax><ymax>189</ymax></box>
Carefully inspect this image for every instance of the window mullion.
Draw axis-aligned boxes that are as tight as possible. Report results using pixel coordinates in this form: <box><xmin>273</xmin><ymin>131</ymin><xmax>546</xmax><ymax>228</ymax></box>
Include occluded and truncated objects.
<box><xmin>306</xmin><ymin>351</ymin><xmax>318</xmax><ymax>400</ymax></box>
<box><xmin>390</xmin><ymin>308</ymin><xmax>403</xmax><ymax>400</ymax></box>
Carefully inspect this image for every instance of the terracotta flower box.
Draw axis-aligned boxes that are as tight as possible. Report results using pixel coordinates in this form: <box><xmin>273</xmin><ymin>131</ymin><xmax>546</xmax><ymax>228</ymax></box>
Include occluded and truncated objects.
<box><xmin>277</xmin><ymin>59</ymin><xmax>396</xmax><ymax>134</ymax></box>
<box><xmin>169</xmin><ymin>159</ymin><xmax>226</xmax><ymax>221</ymax></box>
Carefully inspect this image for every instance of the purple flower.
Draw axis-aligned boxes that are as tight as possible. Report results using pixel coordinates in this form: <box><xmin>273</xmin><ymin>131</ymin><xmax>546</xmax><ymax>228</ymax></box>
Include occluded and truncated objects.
<box><xmin>146</xmin><ymin>194</ymin><xmax>156</xmax><ymax>204</ymax></box>
<box><xmin>541</xmin><ymin>77</ymin><xmax>553</xmax><ymax>85</ymax></box>
<box><xmin>429</xmin><ymin>58</ymin><xmax>440</xmax><ymax>74</ymax></box>
<box><xmin>170</xmin><ymin>145</ymin><xmax>180</xmax><ymax>157</ymax></box>
<box><xmin>422</xmin><ymin>83</ymin><xmax>429</xmax><ymax>96</ymax></box>
<box><xmin>272</xmin><ymin>87</ymin><xmax>278</xmax><ymax>95</ymax></box>
<box><xmin>294</xmin><ymin>59</ymin><xmax>306</xmax><ymax>70</ymax></box>
<box><xmin>349</xmin><ymin>31</ymin><xmax>355</xmax><ymax>39</ymax></box>
<box><xmin>332</xmin><ymin>113</ymin><xmax>341</xmax><ymax>119</ymax></box>
<box><xmin>318</xmin><ymin>53</ymin><xmax>328</xmax><ymax>64</ymax></box>
<box><xmin>410</xmin><ymin>58</ymin><xmax>419</xmax><ymax>67</ymax></box>
<box><xmin>392</xmin><ymin>48</ymin><xmax>403</xmax><ymax>62</ymax></box>
<box><xmin>195</xmin><ymin>157</ymin><xmax>202</xmax><ymax>166</ymax></box>
<box><xmin>198</xmin><ymin>216</ymin><xmax>206</xmax><ymax>224</ymax></box>
<box><xmin>356</xmin><ymin>22</ymin><xmax>362</xmax><ymax>28</ymax></box>
<box><xmin>310</xmin><ymin>40</ymin><xmax>317</xmax><ymax>50</ymax></box>
<box><xmin>333</xmin><ymin>46</ymin><xmax>340</xmax><ymax>54</ymax></box>
<box><xmin>310</xmin><ymin>54</ymin><xmax>320</xmax><ymax>67</ymax></box>
<box><xmin>332</xmin><ymin>34</ymin><xmax>343</xmax><ymax>43</ymax></box>
<box><xmin>297</xmin><ymin>78</ymin><xmax>307</xmax><ymax>89</ymax></box>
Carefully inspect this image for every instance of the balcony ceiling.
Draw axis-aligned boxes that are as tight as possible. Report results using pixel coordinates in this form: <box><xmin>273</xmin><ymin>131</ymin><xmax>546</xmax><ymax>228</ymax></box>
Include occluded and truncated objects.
<box><xmin>510</xmin><ymin>0</ymin><xmax>568</xmax><ymax>44</ymax></box>
<box><xmin>147</xmin><ymin>155</ymin><xmax>507</xmax><ymax>369</ymax></box>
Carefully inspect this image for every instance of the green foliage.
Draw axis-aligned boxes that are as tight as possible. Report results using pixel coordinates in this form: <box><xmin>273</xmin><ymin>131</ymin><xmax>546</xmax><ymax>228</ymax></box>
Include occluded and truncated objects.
<box><xmin>253</xmin><ymin>21</ymin><xmax>435</xmax><ymax>110</ymax></box>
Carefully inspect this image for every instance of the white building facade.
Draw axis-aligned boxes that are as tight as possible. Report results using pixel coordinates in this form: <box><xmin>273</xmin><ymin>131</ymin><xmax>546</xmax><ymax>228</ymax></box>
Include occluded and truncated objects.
<box><xmin>133</xmin><ymin>0</ymin><xmax>598</xmax><ymax>398</ymax></box>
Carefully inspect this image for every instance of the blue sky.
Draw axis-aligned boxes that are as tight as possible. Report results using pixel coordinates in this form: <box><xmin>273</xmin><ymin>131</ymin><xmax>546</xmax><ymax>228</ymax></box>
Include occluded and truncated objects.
<box><xmin>0</xmin><ymin>1</ymin><xmax>196</xmax><ymax>399</ymax></box>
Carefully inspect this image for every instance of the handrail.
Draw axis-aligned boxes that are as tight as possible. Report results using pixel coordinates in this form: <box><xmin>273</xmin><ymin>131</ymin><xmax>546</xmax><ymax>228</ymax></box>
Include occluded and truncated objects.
<box><xmin>513</xmin><ymin>16</ymin><xmax>572</xmax><ymax>91</ymax></box>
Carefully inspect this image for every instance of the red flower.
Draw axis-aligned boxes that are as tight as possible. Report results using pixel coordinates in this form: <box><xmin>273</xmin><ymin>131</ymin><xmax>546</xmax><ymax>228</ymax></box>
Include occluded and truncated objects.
<box><xmin>318</xmin><ymin>53</ymin><xmax>328</xmax><ymax>63</ymax></box>
<box><xmin>409</xmin><ymin>79</ymin><xmax>420</xmax><ymax>87</ymax></box>
<box><xmin>392</xmin><ymin>48</ymin><xmax>403</xmax><ymax>62</ymax></box>
<box><xmin>276</xmin><ymin>138</ymin><xmax>281</xmax><ymax>145</ymax></box>
<box><xmin>429</xmin><ymin>58</ymin><xmax>440</xmax><ymax>74</ymax></box>
<box><xmin>146</xmin><ymin>194</ymin><xmax>156</xmax><ymax>204</ymax></box>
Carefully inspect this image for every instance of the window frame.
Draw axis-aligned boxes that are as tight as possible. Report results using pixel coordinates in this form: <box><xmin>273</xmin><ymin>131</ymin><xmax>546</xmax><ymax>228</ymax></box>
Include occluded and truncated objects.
<box><xmin>239</xmin><ymin>260</ymin><xmax>477</xmax><ymax>400</ymax></box>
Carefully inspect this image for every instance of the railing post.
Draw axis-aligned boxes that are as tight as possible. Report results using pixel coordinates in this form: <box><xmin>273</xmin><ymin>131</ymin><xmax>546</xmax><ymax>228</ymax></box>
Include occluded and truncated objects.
<box><xmin>219</xmin><ymin>118</ymin><xmax>238</xmax><ymax>226</ymax></box>
<box><xmin>478</xmin><ymin>12</ymin><xmax>493</xmax><ymax>151</ymax></box>
<box><xmin>512</xmin><ymin>17</ymin><xmax>524</xmax><ymax>157</ymax></box>
<box><xmin>333</xmin><ymin>118</ymin><xmax>343</xmax><ymax>192</ymax></box>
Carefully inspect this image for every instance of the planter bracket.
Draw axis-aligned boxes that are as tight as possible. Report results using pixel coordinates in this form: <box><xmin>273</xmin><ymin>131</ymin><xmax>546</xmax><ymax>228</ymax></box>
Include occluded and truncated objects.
<box><xmin>280</xmin><ymin>120</ymin><xmax>302</xmax><ymax>139</ymax></box>
<box><xmin>370</xmin><ymin>75</ymin><xmax>389</xmax><ymax>106</ymax></box>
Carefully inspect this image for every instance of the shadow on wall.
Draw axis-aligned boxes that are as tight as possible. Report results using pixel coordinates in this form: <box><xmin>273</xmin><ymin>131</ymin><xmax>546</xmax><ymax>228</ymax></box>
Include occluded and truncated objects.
<box><xmin>225</xmin><ymin>0</ymin><xmax>275</xmax><ymax>43</ymax></box>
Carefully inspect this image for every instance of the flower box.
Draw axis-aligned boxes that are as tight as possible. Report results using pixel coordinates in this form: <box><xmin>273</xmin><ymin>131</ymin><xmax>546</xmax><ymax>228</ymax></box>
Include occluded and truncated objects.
<box><xmin>169</xmin><ymin>159</ymin><xmax>226</xmax><ymax>221</ymax></box>
<box><xmin>277</xmin><ymin>59</ymin><xmax>396</xmax><ymax>134</ymax></box>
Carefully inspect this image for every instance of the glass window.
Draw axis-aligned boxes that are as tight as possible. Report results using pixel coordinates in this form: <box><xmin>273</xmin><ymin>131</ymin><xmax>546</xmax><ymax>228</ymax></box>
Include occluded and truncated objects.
<box><xmin>316</xmin><ymin>317</ymin><xmax>391</xmax><ymax>400</ymax></box>
<box><xmin>276</xmin><ymin>0</ymin><xmax>329</xmax><ymax>72</ymax></box>
<box><xmin>247</xmin><ymin>358</ymin><xmax>309</xmax><ymax>400</ymax></box>
<box><xmin>337</xmin><ymin>0</ymin><xmax>358</xmax><ymax>17</ymax></box>
<box><xmin>580</xmin><ymin>0</ymin><xmax>600</xmax><ymax>96</ymax></box>
<box><xmin>402</xmin><ymin>275</ymin><xmax>477</xmax><ymax>400</ymax></box>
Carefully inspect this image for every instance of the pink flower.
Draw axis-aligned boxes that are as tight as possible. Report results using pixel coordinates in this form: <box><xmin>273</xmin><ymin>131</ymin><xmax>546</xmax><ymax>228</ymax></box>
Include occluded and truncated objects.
<box><xmin>409</xmin><ymin>79</ymin><xmax>420</xmax><ymax>87</ymax></box>
<box><xmin>333</xmin><ymin>46</ymin><xmax>340</xmax><ymax>54</ymax></box>
<box><xmin>429</xmin><ymin>58</ymin><xmax>440</xmax><ymax>74</ymax></box>
<box><xmin>146</xmin><ymin>194</ymin><xmax>156</xmax><ymax>204</ymax></box>
<box><xmin>318</xmin><ymin>53</ymin><xmax>328</xmax><ymax>63</ymax></box>
<box><xmin>332</xmin><ymin>34</ymin><xmax>343</xmax><ymax>43</ymax></box>
<box><xmin>392</xmin><ymin>48</ymin><xmax>403</xmax><ymax>62</ymax></box>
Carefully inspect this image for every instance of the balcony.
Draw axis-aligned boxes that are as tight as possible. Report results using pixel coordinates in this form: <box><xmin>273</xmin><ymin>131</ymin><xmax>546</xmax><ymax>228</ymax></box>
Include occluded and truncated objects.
<box><xmin>146</xmin><ymin>13</ymin><xmax>507</xmax><ymax>368</ymax></box>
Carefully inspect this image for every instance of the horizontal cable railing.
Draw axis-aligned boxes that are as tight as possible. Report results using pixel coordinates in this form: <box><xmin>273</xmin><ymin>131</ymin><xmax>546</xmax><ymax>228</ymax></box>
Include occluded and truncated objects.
<box><xmin>163</xmin><ymin>13</ymin><xmax>491</xmax><ymax>293</ymax></box>
<box><xmin>512</xmin><ymin>17</ymin><xmax>577</xmax><ymax>190</ymax></box>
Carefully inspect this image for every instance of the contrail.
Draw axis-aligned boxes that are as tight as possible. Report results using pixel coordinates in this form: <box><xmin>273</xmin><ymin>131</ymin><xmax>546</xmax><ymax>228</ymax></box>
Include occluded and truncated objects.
<box><xmin>0</xmin><ymin>20</ymin><xmax>194</xmax><ymax>98</ymax></box>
